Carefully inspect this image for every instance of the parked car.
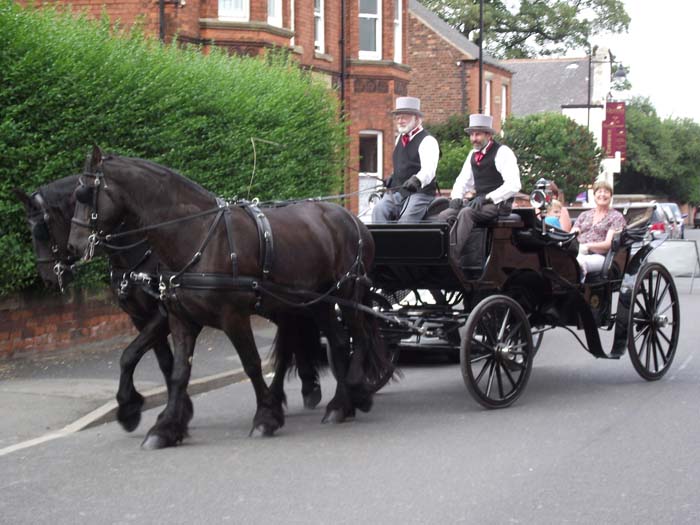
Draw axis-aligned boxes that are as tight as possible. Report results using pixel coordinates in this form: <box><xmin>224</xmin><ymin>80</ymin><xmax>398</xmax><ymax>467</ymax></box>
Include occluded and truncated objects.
<box><xmin>648</xmin><ymin>206</ymin><xmax>674</xmax><ymax>239</ymax></box>
<box><xmin>658</xmin><ymin>202</ymin><xmax>686</xmax><ymax>239</ymax></box>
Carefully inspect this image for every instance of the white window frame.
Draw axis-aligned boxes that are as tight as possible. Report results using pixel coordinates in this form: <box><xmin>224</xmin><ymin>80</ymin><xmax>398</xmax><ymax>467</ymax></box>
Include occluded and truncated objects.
<box><xmin>314</xmin><ymin>0</ymin><xmax>325</xmax><ymax>53</ymax></box>
<box><xmin>219</xmin><ymin>0</ymin><xmax>249</xmax><ymax>22</ymax></box>
<box><xmin>501</xmin><ymin>84</ymin><xmax>508</xmax><ymax>122</ymax></box>
<box><xmin>268</xmin><ymin>0</ymin><xmax>282</xmax><ymax>27</ymax></box>
<box><xmin>358</xmin><ymin>131</ymin><xmax>384</xmax><ymax>220</ymax></box>
<box><xmin>290</xmin><ymin>0</ymin><xmax>295</xmax><ymax>46</ymax></box>
<box><xmin>393</xmin><ymin>0</ymin><xmax>402</xmax><ymax>63</ymax></box>
<box><xmin>359</xmin><ymin>0</ymin><xmax>382</xmax><ymax>60</ymax></box>
<box><xmin>484</xmin><ymin>80</ymin><xmax>492</xmax><ymax>116</ymax></box>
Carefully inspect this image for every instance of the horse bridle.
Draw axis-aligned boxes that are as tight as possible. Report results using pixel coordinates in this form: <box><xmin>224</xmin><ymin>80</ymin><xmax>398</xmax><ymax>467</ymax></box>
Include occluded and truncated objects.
<box><xmin>72</xmin><ymin>171</ymin><xmax>105</xmax><ymax>260</ymax></box>
<box><xmin>30</xmin><ymin>190</ymin><xmax>78</xmax><ymax>292</ymax></box>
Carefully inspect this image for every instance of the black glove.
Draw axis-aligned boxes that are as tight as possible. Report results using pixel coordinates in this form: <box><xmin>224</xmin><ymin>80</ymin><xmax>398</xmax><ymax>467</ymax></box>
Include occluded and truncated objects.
<box><xmin>467</xmin><ymin>194</ymin><xmax>486</xmax><ymax>211</ymax></box>
<box><xmin>402</xmin><ymin>175</ymin><xmax>421</xmax><ymax>193</ymax></box>
<box><xmin>449</xmin><ymin>198</ymin><xmax>463</xmax><ymax>210</ymax></box>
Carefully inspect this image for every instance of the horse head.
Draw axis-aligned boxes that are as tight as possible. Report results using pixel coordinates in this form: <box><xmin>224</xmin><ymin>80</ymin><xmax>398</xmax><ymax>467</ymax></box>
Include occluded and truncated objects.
<box><xmin>13</xmin><ymin>177</ymin><xmax>80</xmax><ymax>291</ymax></box>
<box><xmin>69</xmin><ymin>145</ymin><xmax>125</xmax><ymax>260</ymax></box>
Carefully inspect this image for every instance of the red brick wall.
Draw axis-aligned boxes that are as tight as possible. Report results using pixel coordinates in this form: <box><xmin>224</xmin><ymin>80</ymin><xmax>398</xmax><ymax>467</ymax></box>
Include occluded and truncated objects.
<box><xmin>0</xmin><ymin>290</ymin><xmax>136</xmax><ymax>358</ymax></box>
<box><xmin>407</xmin><ymin>12</ymin><xmax>512</xmax><ymax>131</ymax></box>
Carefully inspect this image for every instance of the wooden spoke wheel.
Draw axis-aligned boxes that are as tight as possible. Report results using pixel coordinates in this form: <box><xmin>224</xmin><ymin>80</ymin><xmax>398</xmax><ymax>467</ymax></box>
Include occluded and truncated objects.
<box><xmin>628</xmin><ymin>262</ymin><xmax>680</xmax><ymax>380</ymax></box>
<box><xmin>461</xmin><ymin>295</ymin><xmax>534</xmax><ymax>409</ymax></box>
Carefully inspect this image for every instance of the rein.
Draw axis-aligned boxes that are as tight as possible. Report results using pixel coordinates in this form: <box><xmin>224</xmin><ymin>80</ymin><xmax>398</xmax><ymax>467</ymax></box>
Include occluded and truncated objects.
<box><xmin>73</xmin><ymin>169</ymin><xmax>370</xmax><ymax>313</ymax></box>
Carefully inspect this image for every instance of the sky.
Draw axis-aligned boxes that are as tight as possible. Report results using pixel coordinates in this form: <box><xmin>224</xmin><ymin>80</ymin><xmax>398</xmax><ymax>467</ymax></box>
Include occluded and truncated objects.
<box><xmin>593</xmin><ymin>0</ymin><xmax>700</xmax><ymax>123</ymax></box>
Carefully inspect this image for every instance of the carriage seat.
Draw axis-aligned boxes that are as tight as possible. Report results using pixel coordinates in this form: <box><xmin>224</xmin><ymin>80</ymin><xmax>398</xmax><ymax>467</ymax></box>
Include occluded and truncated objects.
<box><xmin>423</xmin><ymin>197</ymin><xmax>523</xmax><ymax>227</ymax></box>
<box><xmin>424</xmin><ymin>196</ymin><xmax>450</xmax><ymax>218</ymax></box>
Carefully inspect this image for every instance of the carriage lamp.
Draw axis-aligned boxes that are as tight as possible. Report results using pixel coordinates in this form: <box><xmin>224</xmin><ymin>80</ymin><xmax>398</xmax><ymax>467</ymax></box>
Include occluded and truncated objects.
<box><xmin>529</xmin><ymin>178</ymin><xmax>553</xmax><ymax>210</ymax></box>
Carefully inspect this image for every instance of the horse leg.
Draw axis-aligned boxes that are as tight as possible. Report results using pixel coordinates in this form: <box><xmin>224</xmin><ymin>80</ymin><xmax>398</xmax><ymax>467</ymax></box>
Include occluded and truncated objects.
<box><xmin>268</xmin><ymin>327</ymin><xmax>291</xmax><ymax>408</ymax></box>
<box><xmin>269</xmin><ymin>315</ymin><xmax>322</xmax><ymax>410</ymax></box>
<box><xmin>225</xmin><ymin>313</ymin><xmax>284</xmax><ymax>437</ymax></box>
<box><xmin>297</xmin><ymin>318</ymin><xmax>323</xmax><ymax>409</ymax></box>
<box><xmin>314</xmin><ymin>305</ymin><xmax>357</xmax><ymax>423</ymax></box>
<box><xmin>152</xmin><ymin>338</ymin><xmax>194</xmax><ymax>427</ymax></box>
<box><xmin>116</xmin><ymin>311</ymin><xmax>169</xmax><ymax>432</ymax></box>
<box><xmin>142</xmin><ymin>315</ymin><xmax>201</xmax><ymax>450</ymax></box>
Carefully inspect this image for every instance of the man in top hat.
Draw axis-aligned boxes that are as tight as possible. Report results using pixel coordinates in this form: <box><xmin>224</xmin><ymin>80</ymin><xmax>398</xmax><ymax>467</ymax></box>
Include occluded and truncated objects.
<box><xmin>438</xmin><ymin>113</ymin><xmax>521</xmax><ymax>256</ymax></box>
<box><xmin>372</xmin><ymin>96</ymin><xmax>440</xmax><ymax>223</ymax></box>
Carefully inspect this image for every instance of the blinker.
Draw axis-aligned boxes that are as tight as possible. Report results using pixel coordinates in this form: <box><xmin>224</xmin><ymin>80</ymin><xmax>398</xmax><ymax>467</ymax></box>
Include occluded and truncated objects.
<box><xmin>76</xmin><ymin>184</ymin><xmax>93</xmax><ymax>204</ymax></box>
<box><xmin>32</xmin><ymin>222</ymin><xmax>50</xmax><ymax>241</ymax></box>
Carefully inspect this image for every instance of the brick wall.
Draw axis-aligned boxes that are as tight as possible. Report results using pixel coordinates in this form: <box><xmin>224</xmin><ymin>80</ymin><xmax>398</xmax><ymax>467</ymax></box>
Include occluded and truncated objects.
<box><xmin>0</xmin><ymin>289</ymin><xmax>136</xmax><ymax>359</ymax></box>
<box><xmin>407</xmin><ymin>11</ymin><xmax>512</xmax><ymax>130</ymax></box>
<box><xmin>15</xmin><ymin>0</ymin><xmax>413</xmax><ymax>214</ymax></box>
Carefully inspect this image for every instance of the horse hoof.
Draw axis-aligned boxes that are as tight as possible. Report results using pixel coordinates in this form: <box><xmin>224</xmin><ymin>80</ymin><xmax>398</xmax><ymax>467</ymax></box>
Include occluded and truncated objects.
<box><xmin>250</xmin><ymin>424</ymin><xmax>276</xmax><ymax>437</ymax></box>
<box><xmin>322</xmin><ymin>408</ymin><xmax>354</xmax><ymax>424</ymax></box>
<box><xmin>117</xmin><ymin>407</ymin><xmax>142</xmax><ymax>433</ymax></box>
<box><xmin>141</xmin><ymin>433</ymin><xmax>171</xmax><ymax>450</ymax></box>
<box><xmin>303</xmin><ymin>387</ymin><xmax>322</xmax><ymax>410</ymax></box>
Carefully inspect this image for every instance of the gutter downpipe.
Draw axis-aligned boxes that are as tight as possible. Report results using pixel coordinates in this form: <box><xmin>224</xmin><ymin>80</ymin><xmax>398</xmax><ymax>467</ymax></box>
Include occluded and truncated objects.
<box><xmin>478</xmin><ymin>0</ymin><xmax>484</xmax><ymax>113</ymax></box>
<box><xmin>159</xmin><ymin>0</ymin><xmax>166</xmax><ymax>42</ymax></box>
<box><xmin>340</xmin><ymin>0</ymin><xmax>347</xmax><ymax>116</ymax></box>
<box><xmin>340</xmin><ymin>0</ymin><xmax>347</xmax><ymax>206</ymax></box>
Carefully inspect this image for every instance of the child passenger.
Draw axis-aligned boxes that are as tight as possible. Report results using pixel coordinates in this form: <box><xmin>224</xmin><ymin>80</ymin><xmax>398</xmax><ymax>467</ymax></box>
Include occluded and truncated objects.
<box><xmin>544</xmin><ymin>199</ymin><xmax>563</xmax><ymax>230</ymax></box>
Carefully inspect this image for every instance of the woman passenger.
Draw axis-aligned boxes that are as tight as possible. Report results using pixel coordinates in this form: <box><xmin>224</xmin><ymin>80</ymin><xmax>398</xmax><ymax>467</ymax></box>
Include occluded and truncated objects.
<box><xmin>570</xmin><ymin>180</ymin><xmax>626</xmax><ymax>281</ymax></box>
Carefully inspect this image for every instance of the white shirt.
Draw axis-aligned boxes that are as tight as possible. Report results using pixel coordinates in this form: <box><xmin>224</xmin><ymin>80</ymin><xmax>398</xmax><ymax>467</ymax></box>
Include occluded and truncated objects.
<box><xmin>450</xmin><ymin>142</ymin><xmax>521</xmax><ymax>204</ymax></box>
<box><xmin>397</xmin><ymin>126</ymin><xmax>440</xmax><ymax>188</ymax></box>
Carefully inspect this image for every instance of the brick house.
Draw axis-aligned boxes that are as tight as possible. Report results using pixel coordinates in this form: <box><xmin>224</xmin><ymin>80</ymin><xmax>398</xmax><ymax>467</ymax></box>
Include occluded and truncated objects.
<box><xmin>18</xmin><ymin>0</ymin><xmax>418</xmax><ymax>216</ymax></box>
<box><xmin>407</xmin><ymin>0</ymin><xmax>513</xmax><ymax>130</ymax></box>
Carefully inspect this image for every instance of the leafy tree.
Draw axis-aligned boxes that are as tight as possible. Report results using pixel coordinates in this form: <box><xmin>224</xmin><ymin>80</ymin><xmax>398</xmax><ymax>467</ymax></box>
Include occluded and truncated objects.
<box><xmin>502</xmin><ymin>113</ymin><xmax>600</xmax><ymax>201</ymax></box>
<box><xmin>617</xmin><ymin>97</ymin><xmax>700</xmax><ymax>204</ymax></box>
<box><xmin>421</xmin><ymin>0</ymin><xmax>630</xmax><ymax>58</ymax></box>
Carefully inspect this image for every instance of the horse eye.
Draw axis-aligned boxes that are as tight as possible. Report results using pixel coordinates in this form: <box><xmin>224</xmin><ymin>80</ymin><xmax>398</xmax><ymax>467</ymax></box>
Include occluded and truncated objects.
<box><xmin>32</xmin><ymin>222</ymin><xmax>50</xmax><ymax>241</ymax></box>
<box><xmin>76</xmin><ymin>185</ymin><xmax>93</xmax><ymax>204</ymax></box>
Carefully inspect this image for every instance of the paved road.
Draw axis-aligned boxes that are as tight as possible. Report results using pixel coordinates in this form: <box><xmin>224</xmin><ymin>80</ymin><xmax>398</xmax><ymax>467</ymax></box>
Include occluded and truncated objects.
<box><xmin>1</xmin><ymin>232</ymin><xmax>699</xmax><ymax>523</ymax></box>
<box><xmin>0</xmin><ymin>318</ymin><xmax>277</xmax><ymax>450</ymax></box>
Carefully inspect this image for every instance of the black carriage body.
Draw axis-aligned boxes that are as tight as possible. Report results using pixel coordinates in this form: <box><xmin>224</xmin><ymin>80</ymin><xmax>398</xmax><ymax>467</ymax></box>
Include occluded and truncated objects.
<box><xmin>366</xmin><ymin>203</ymin><xmax>679</xmax><ymax>408</ymax></box>
<box><xmin>367</xmin><ymin>208</ymin><xmax>659</xmax><ymax>357</ymax></box>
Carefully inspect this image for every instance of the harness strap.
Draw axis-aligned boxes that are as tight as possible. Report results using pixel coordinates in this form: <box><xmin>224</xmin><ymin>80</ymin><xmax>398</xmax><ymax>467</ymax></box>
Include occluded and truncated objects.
<box><xmin>243</xmin><ymin>203</ymin><xmax>274</xmax><ymax>279</ymax></box>
<box><xmin>219</xmin><ymin>198</ymin><xmax>239</xmax><ymax>278</ymax></box>
<box><xmin>169</xmin><ymin>207</ymin><xmax>226</xmax><ymax>286</ymax></box>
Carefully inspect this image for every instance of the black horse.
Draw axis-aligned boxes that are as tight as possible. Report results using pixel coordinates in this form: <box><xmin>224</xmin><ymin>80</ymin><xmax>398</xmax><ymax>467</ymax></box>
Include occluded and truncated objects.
<box><xmin>68</xmin><ymin>146</ymin><xmax>390</xmax><ymax>449</ymax></box>
<box><xmin>13</xmin><ymin>176</ymin><xmax>193</xmax><ymax>432</ymax></box>
<box><xmin>14</xmin><ymin>176</ymin><xmax>328</xmax><ymax>436</ymax></box>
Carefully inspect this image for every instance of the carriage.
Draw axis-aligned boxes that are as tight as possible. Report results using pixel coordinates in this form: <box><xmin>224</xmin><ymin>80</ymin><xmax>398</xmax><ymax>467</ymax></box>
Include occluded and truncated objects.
<box><xmin>365</xmin><ymin>197</ymin><xmax>680</xmax><ymax>408</ymax></box>
<box><xmin>26</xmin><ymin>147</ymin><xmax>679</xmax><ymax>448</ymax></box>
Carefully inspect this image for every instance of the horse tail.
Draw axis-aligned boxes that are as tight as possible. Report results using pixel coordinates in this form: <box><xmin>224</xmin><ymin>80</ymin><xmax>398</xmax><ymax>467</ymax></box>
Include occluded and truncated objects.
<box><xmin>268</xmin><ymin>314</ymin><xmax>326</xmax><ymax>380</ymax></box>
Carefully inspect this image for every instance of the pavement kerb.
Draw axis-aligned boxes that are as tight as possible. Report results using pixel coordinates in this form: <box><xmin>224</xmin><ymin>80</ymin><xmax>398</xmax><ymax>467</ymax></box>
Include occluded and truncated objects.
<box><xmin>0</xmin><ymin>360</ymin><xmax>273</xmax><ymax>457</ymax></box>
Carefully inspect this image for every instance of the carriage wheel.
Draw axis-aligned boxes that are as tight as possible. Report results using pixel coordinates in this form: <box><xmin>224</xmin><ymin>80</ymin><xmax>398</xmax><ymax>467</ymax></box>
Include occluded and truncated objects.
<box><xmin>627</xmin><ymin>262</ymin><xmax>680</xmax><ymax>380</ymax></box>
<box><xmin>460</xmin><ymin>295</ymin><xmax>534</xmax><ymax>409</ymax></box>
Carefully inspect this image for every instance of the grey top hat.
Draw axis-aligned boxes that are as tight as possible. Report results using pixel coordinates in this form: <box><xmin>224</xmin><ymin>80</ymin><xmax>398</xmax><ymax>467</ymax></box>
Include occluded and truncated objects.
<box><xmin>391</xmin><ymin>96</ymin><xmax>423</xmax><ymax>117</ymax></box>
<box><xmin>465</xmin><ymin>114</ymin><xmax>495</xmax><ymax>134</ymax></box>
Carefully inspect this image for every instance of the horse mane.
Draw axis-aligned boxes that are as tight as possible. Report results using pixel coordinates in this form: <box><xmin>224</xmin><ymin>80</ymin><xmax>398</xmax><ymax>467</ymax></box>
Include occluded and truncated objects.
<box><xmin>100</xmin><ymin>153</ymin><xmax>217</xmax><ymax>201</ymax></box>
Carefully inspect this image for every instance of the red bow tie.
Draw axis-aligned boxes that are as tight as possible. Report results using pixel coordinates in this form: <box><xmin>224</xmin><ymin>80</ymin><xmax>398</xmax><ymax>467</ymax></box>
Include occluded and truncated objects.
<box><xmin>474</xmin><ymin>151</ymin><xmax>484</xmax><ymax>164</ymax></box>
<box><xmin>401</xmin><ymin>134</ymin><xmax>409</xmax><ymax>147</ymax></box>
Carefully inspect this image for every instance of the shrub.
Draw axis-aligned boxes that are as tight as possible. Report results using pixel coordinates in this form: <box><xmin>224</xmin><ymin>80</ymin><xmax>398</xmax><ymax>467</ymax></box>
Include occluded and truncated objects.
<box><xmin>0</xmin><ymin>1</ymin><xmax>345</xmax><ymax>295</ymax></box>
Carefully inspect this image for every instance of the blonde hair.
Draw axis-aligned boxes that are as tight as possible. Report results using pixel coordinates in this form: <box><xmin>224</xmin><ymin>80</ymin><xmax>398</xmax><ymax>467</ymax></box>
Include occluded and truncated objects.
<box><xmin>592</xmin><ymin>179</ymin><xmax>613</xmax><ymax>194</ymax></box>
<box><xmin>549</xmin><ymin>199</ymin><xmax>562</xmax><ymax>209</ymax></box>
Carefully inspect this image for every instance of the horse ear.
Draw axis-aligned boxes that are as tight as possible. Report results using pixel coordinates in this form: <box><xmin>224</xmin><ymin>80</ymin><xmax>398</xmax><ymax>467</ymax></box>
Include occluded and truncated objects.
<box><xmin>89</xmin><ymin>144</ymin><xmax>103</xmax><ymax>171</ymax></box>
<box><xmin>12</xmin><ymin>188</ymin><xmax>32</xmax><ymax>209</ymax></box>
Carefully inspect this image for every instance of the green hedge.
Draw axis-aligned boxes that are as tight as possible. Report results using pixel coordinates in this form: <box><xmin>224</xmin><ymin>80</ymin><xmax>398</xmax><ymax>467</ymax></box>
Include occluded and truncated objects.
<box><xmin>0</xmin><ymin>1</ymin><xmax>346</xmax><ymax>296</ymax></box>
